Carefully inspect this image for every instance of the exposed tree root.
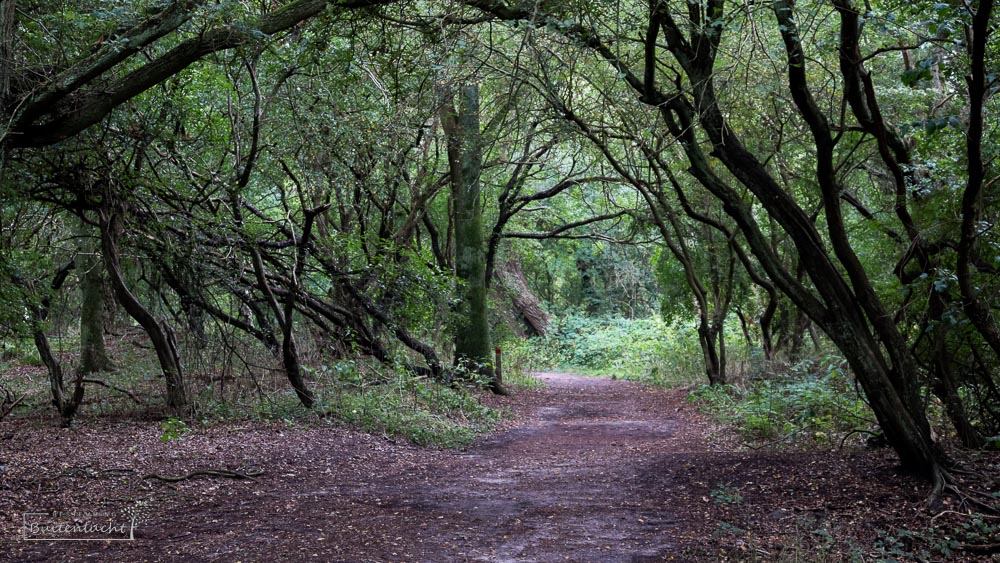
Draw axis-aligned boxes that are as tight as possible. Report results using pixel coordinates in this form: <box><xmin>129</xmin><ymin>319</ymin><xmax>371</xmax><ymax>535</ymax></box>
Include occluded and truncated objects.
<box><xmin>143</xmin><ymin>468</ymin><xmax>264</xmax><ymax>483</ymax></box>
<box><xmin>927</xmin><ymin>464</ymin><xmax>952</xmax><ymax>509</ymax></box>
<box><xmin>838</xmin><ymin>428</ymin><xmax>882</xmax><ymax>450</ymax></box>
<box><xmin>927</xmin><ymin>463</ymin><xmax>1000</xmax><ymax>515</ymax></box>
<box><xmin>942</xmin><ymin>484</ymin><xmax>1000</xmax><ymax>515</ymax></box>
<box><xmin>959</xmin><ymin>542</ymin><xmax>1000</xmax><ymax>555</ymax></box>
<box><xmin>82</xmin><ymin>378</ymin><xmax>144</xmax><ymax>405</ymax></box>
<box><xmin>931</xmin><ymin>510</ymin><xmax>1000</xmax><ymax>525</ymax></box>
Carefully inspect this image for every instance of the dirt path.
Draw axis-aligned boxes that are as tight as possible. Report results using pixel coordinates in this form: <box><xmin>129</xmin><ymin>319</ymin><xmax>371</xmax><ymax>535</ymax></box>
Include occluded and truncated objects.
<box><xmin>5</xmin><ymin>372</ymin><xmax>720</xmax><ymax>561</ymax></box>
<box><xmin>3</xmin><ymin>372</ymin><xmax>948</xmax><ymax>561</ymax></box>
<box><xmin>368</xmin><ymin>372</ymin><xmax>689</xmax><ymax>561</ymax></box>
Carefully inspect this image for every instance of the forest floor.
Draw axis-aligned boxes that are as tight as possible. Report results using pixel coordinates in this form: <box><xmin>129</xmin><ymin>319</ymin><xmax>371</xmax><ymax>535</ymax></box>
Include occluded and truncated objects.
<box><xmin>2</xmin><ymin>372</ymin><xmax>997</xmax><ymax>562</ymax></box>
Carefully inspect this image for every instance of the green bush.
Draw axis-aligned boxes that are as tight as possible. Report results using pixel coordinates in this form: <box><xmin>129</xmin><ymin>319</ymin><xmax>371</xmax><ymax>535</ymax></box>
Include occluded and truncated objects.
<box><xmin>1</xmin><ymin>338</ymin><xmax>42</xmax><ymax>367</ymax></box>
<box><xmin>323</xmin><ymin>373</ymin><xmax>502</xmax><ymax>448</ymax></box>
<box><xmin>160</xmin><ymin>417</ymin><xmax>191</xmax><ymax>442</ymax></box>
<box><xmin>689</xmin><ymin>356</ymin><xmax>874</xmax><ymax>446</ymax></box>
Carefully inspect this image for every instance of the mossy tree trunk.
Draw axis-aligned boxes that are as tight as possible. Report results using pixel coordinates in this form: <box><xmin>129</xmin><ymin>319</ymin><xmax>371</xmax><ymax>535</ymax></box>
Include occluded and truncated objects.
<box><xmin>77</xmin><ymin>218</ymin><xmax>113</xmax><ymax>374</ymax></box>
<box><xmin>440</xmin><ymin>83</ymin><xmax>504</xmax><ymax>395</ymax></box>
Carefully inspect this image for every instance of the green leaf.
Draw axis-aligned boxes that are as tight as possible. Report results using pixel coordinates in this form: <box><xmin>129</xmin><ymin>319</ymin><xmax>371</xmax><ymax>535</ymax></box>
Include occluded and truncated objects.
<box><xmin>901</xmin><ymin>67</ymin><xmax>931</xmax><ymax>87</ymax></box>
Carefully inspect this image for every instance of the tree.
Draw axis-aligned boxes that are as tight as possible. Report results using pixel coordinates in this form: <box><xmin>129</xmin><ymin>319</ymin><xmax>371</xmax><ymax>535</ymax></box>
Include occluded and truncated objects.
<box><xmin>440</xmin><ymin>83</ymin><xmax>503</xmax><ymax>393</ymax></box>
<box><xmin>3</xmin><ymin>0</ymin><xmax>997</xmax><ymax>487</ymax></box>
<box><xmin>77</xmin><ymin>219</ymin><xmax>113</xmax><ymax>374</ymax></box>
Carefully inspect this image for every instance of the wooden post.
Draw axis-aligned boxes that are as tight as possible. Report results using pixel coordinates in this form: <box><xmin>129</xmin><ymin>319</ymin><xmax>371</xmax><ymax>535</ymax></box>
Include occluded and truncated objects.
<box><xmin>495</xmin><ymin>347</ymin><xmax>503</xmax><ymax>386</ymax></box>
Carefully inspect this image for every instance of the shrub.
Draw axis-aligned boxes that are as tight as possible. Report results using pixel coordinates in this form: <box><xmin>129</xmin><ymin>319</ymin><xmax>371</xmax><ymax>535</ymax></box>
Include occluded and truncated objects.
<box><xmin>322</xmin><ymin>372</ymin><xmax>503</xmax><ymax>448</ymax></box>
<box><xmin>689</xmin><ymin>356</ymin><xmax>874</xmax><ymax>446</ymax></box>
<box><xmin>182</xmin><ymin>359</ymin><xmax>505</xmax><ymax>449</ymax></box>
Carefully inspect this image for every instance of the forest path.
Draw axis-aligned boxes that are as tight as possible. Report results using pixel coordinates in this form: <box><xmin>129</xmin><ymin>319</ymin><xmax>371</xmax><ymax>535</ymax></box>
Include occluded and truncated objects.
<box><xmin>377</xmin><ymin>371</ymin><xmax>691</xmax><ymax>561</ymax></box>
<box><xmin>6</xmin><ymin>372</ymin><xmax>721</xmax><ymax>562</ymax></box>
<box><xmin>4</xmin><ymin>372</ymin><xmax>973</xmax><ymax>562</ymax></box>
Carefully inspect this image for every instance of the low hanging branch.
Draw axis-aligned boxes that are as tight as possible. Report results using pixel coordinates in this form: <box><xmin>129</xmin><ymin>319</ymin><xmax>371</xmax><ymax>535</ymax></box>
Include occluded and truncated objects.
<box><xmin>81</xmin><ymin>378</ymin><xmax>144</xmax><ymax>406</ymax></box>
<box><xmin>8</xmin><ymin>0</ymin><xmax>398</xmax><ymax>148</ymax></box>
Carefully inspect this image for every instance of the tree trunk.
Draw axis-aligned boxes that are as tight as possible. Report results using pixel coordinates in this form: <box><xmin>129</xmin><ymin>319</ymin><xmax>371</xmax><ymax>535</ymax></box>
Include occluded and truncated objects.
<box><xmin>247</xmin><ymin>239</ymin><xmax>314</xmax><ymax>408</ymax></box>
<box><xmin>31</xmin><ymin>259</ymin><xmax>84</xmax><ymax>425</ymax></box>
<box><xmin>440</xmin><ymin>83</ymin><xmax>504</xmax><ymax>395</ymax></box>
<box><xmin>718</xmin><ymin>321</ymin><xmax>727</xmax><ymax>383</ymax></box>
<box><xmin>760</xmin><ymin>293</ymin><xmax>777</xmax><ymax>361</ymax></box>
<box><xmin>698</xmin><ymin>323</ymin><xmax>724</xmax><ymax>385</ymax></box>
<box><xmin>100</xmin><ymin>210</ymin><xmax>186</xmax><ymax>409</ymax></box>
<box><xmin>471</xmin><ymin>0</ymin><xmax>944</xmax><ymax>477</ymax></box>
<box><xmin>78</xmin><ymin>221</ymin><xmax>113</xmax><ymax>374</ymax></box>
<box><xmin>956</xmin><ymin>0</ymin><xmax>1000</xmax><ymax>359</ymax></box>
<box><xmin>0</xmin><ymin>0</ymin><xmax>13</xmax><ymax>174</ymax></box>
<box><xmin>0</xmin><ymin>0</ymin><xmax>14</xmax><ymax>112</ymax></box>
<box><xmin>495</xmin><ymin>258</ymin><xmax>550</xmax><ymax>337</ymax></box>
<box><xmin>277</xmin><ymin>204</ymin><xmax>329</xmax><ymax>409</ymax></box>
<box><xmin>926</xmin><ymin>293</ymin><xmax>985</xmax><ymax>448</ymax></box>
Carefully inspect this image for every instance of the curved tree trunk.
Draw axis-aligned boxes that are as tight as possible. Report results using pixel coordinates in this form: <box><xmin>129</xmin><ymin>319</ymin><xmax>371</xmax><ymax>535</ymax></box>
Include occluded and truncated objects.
<box><xmin>100</xmin><ymin>210</ymin><xmax>186</xmax><ymax>409</ymax></box>
<box><xmin>30</xmin><ymin>259</ymin><xmax>85</xmax><ymax>425</ymax></box>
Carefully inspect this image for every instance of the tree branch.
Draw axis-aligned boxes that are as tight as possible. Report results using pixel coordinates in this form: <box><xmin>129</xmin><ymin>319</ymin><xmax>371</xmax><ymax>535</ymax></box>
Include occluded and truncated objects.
<box><xmin>502</xmin><ymin>210</ymin><xmax>629</xmax><ymax>240</ymax></box>
<box><xmin>8</xmin><ymin>0</ymin><xmax>394</xmax><ymax>147</ymax></box>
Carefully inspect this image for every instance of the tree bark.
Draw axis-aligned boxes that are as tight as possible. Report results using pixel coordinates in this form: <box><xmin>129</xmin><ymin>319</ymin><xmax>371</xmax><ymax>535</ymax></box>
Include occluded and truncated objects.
<box><xmin>0</xmin><ymin>0</ymin><xmax>14</xmax><ymax>111</ymax></box>
<box><xmin>440</xmin><ymin>83</ymin><xmax>504</xmax><ymax>394</ymax></box>
<box><xmin>0</xmin><ymin>0</ymin><xmax>13</xmax><ymax>175</ymax></box>
<box><xmin>495</xmin><ymin>258</ymin><xmax>550</xmax><ymax>337</ymax></box>
<box><xmin>100</xmin><ymin>210</ymin><xmax>186</xmax><ymax>409</ymax></box>
<box><xmin>77</xmin><ymin>221</ymin><xmax>113</xmax><ymax>374</ymax></box>
<box><xmin>955</xmin><ymin>0</ymin><xmax>1000</xmax><ymax>359</ymax></box>
<box><xmin>30</xmin><ymin>259</ymin><xmax>85</xmax><ymax>425</ymax></box>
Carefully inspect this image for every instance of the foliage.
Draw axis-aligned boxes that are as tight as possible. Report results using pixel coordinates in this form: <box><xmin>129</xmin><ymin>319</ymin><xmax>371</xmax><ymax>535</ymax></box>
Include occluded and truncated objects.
<box><xmin>710</xmin><ymin>483</ymin><xmax>744</xmax><ymax>505</ymax></box>
<box><xmin>507</xmin><ymin>313</ymin><xmax>705</xmax><ymax>386</ymax></box>
<box><xmin>871</xmin><ymin>516</ymin><xmax>1000</xmax><ymax>561</ymax></box>
<box><xmin>0</xmin><ymin>338</ymin><xmax>41</xmax><ymax>368</ymax></box>
<box><xmin>1</xmin><ymin>0</ymin><xmax>998</xmax><ymax>477</ymax></box>
<box><xmin>319</xmin><ymin>366</ymin><xmax>503</xmax><ymax>448</ymax></box>
<box><xmin>493</xmin><ymin>338</ymin><xmax>547</xmax><ymax>390</ymax></box>
<box><xmin>190</xmin><ymin>358</ymin><xmax>505</xmax><ymax>448</ymax></box>
<box><xmin>160</xmin><ymin>417</ymin><xmax>191</xmax><ymax>443</ymax></box>
<box><xmin>689</xmin><ymin>356</ymin><xmax>873</xmax><ymax>446</ymax></box>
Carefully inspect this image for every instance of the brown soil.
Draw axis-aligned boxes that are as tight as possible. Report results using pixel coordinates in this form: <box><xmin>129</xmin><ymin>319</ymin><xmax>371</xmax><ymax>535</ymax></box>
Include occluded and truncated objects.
<box><xmin>1</xmin><ymin>372</ymin><xmax>997</xmax><ymax>561</ymax></box>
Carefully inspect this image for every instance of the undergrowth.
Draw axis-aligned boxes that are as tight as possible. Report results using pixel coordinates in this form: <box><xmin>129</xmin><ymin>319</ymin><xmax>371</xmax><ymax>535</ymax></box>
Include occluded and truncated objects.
<box><xmin>688</xmin><ymin>355</ymin><xmax>875</xmax><ymax>448</ymax></box>
<box><xmin>185</xmin><ymin>359</ymin><xmax>509</xmax><ymax>448</ymax></box>
<box><xmin>505</xmin><ymin>314</ymin><xmax>706</xmax><ymax>386</ymax></box>
<box><xmin>2</xmin><ymin>335</ymin><xmax>516</xmax><ymax>449</ymax></box>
